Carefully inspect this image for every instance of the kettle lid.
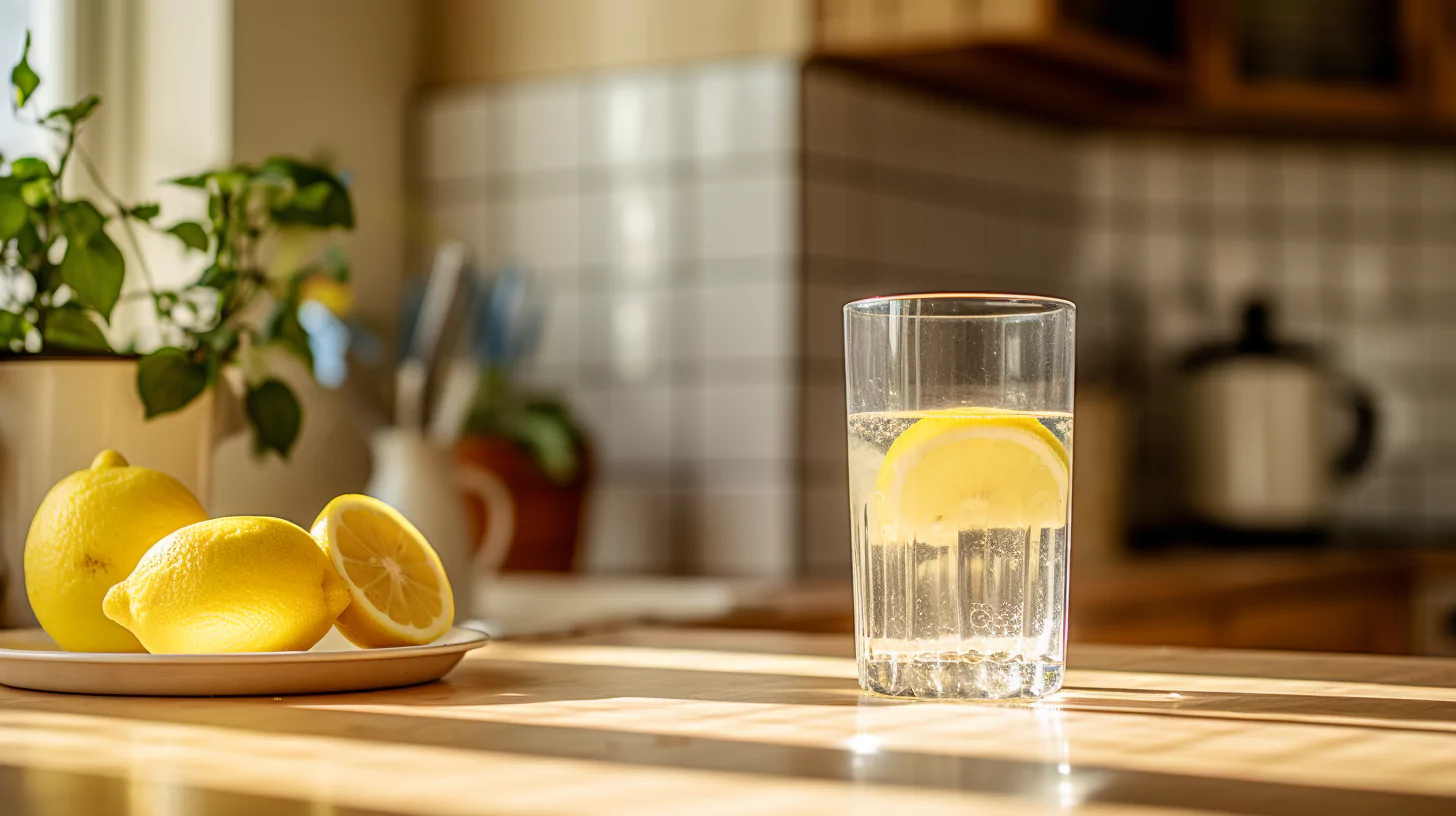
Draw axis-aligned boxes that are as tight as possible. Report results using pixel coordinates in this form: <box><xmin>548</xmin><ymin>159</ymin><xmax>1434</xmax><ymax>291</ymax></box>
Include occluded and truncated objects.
<box><xmin>1181</xmin><ymin>298</ymin><xmax>1318</xmax><ymax>371</ymax></box>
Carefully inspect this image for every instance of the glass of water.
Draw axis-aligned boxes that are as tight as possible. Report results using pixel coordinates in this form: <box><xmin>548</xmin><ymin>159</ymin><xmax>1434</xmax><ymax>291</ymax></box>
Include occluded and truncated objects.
<box><xmin>844</xmin><ymin>294</ymin><xmax>1075</xmax><ymax>701</ymax></box>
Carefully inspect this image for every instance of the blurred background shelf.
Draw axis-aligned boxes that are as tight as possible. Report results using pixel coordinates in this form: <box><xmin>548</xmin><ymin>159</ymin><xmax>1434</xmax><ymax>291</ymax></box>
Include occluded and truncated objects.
<box><xmin>814</xmin><ymin>0</ymin><xmax>1456</xmax><ymax>138</ymax></box>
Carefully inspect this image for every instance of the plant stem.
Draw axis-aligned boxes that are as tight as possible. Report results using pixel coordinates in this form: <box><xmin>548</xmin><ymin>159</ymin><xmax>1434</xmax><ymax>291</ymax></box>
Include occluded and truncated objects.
<box><xmin>72</xmin><ymin>148</ymin><xmax>159</xmax><ymax>293</ymax></box>
<box><xmin>52</xmin><ymin>126</ymin><xmax>76</xmax><ymax>193</ymax></box>
<box><xmin>70</xmin><ymin>147</ymin><xmax>172</xmax><ymax>338</ymax></box>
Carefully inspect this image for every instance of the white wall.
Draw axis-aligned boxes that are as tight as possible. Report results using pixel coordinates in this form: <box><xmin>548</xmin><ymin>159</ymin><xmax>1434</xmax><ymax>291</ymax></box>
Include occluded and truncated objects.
<box><xmin>209</xmin><ymin>0</ymin><xmax>419</xmax><ymax>524</ymax></box>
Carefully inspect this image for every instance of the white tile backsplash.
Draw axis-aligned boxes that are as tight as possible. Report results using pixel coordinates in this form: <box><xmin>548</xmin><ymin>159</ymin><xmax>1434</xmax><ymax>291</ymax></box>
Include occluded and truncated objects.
<box><xmin>604</xmin><ymin>384</ymin><xmax>676</xmax><ymax>464</ymax></box>
<box><xmin>420</xmin><ymin>57</ymin><xmax>1456</xmax><ymax>576</ymax></box>
<box><xmin>701</xmin><ymin>380</ymin><xmax>794</xmax><ymax>463</ymax></box>
<box><xmin>421</xmin><ymin>58</ymin><xmax>802</xmax><ymax>575</ymax></box>
<box><xmin>500</xmin><ymin>190</ymin><xmax>582</xmax><ymax>274</ymax></box>
<box><xmin>1343</xmin><ymin>150</ymin><xmax>1395</xmax><ymax>212</ymax></box>
<box><xmin>584</xmin><ymin>70</ymin><xmax>677</xmax><ymax>168</ymax></box>
<box><xmin>699</xmin><ymin>278</ymin><xmax>795</xmax><ymax>361</ymax></box>
<box><xmin>1278</xmin><ymin>146</ymin><xmax>1323</xmax><ymax>209</ymax></box>
<box><xmin>1417</xmin><ymin>153</ymin><xmax>1456</xmax><ymax>211</ymax></box>
<box><xmin>690</xmin><ymin>57</ymin><xmax>796</xmax><ymax>163</ymax></box>
<box><xmin>695</xmin><ymin>174</ymin><xmax>795</xmax><ymax>260</ymax></box>
<box><xmin>1143</xmin><ymin>139</ymin><xmax>1184</xmax><ymax>205</ymax></box>
<box><xmin>532</xmin><ymin>286</ymin><xmax>581</xmax><ymax>371</ymax></box>
<box><xmin>426</xmin><ymin>198</ymin><xmax>493</xmax><ymax>265</ymax></box>
<box><xmin>419</xmin><ymin>90</ymin><xmax>494</xmax><ymax>181</ymax></box>
<box><xmin>1209</xmin><ymin>141</ymin><xmax>1254</xmax><ymax>206</ymax></box>
<box><xmin>582</xmin><ymin>481</ymin><xmax>675</xmax><ymax>573</ymax></box>
<box><xmin>500</xmin><ymin>77</ymin><xmax>583</xmax><ymax>174</ymax></box>
<box><xmin>581</xmin><ymin>181</ymin><xmax>679</xmax><ymax>284</ymax></box>
<box><xmin>608</xmin><ymin>287</ymin><xmax>673</xmax><ymax>382</ymax></box>
<box><xmin>692</xmin><ymin>480</ymin><xmax>795</xmax><ymax>578</ymax></box>
<box><xmin>803</xmin><ymin>481</ymin><xmax>851</xmax><ymax>576</ymax></box>
<box><xmin>802</xmin><ymin>382</ymin><xmax>847</xmax><ymax>464</ymax></box>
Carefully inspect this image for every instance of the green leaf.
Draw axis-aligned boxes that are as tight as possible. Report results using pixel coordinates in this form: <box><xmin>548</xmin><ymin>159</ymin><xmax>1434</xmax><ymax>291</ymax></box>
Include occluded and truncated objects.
<box><xmin>19</xmin><ymin>178</ymin><xmax>50</xmax><ymax>207</ymax></box>
<box><xmin>10</xmin><ymin>32</ymin><xmax>38</xmax><ymax>108</ymax></box>
<box><xmin>10</xmin><ymin>157</ymin><xmax>52</xmax><ymax>181</ymax></box>
<box><xmin>166</xmin><ymin>221</ymin><xmax>209</xmax><ymax>252</ymax></box>
<box><xmin>196</xmin><ymin>264</ymin><xmax>235</xmax><ymax>289</ymax></box>
<box><xmin>136</xmin><ymin>347</ymin><xmax>209</xmax><ymax>419</ymax></box>
<box><xmin>291</xmin><ymin>182</ymin><xmax>331</xmax><ymax>211</ymax></box>
<box><xmin>258</xmin><ymin>157</ymin><xmax>354</xmax><ymax>229</ymax></box>
<box><xmin>517</xmin><ymin>409</ymin><xmax>580</xmax><ymax>483</ymax></box>
<box><xmin>127</xmin><ymin>202</ymin><xmax>160</xmax><ymax>222</ymax></box>
<box><xmin>321</xmin><ymin>244</ymin><xmax>350</xmax><ymax>282</ymax></box>
<box><xmin>41</xmin><ymin>305</ymin><xmax>109</xmax><ymax>351</ymax></box>
<box><xmin>260</xmin><ymin>301</ymin><xmax>313</xmax><ymax>368</ymax></box>
<box><xmin>0</xmin><ymin>310</ymin><xmax>34</xmax><ymax>345</ymax></box>
<box><xmin>42</xmin><ymin>94</ymin><xmax>100</xmax><ymax>126</ymax></box>
<box><xmin>60</xmin><ymin>200</ymin><xmax>105</xmax><ymax>240</ymax></box>
<box><xmin>196</xmin><ymin>325</ymin><xmax>239</xmax><ymax>357</ymax></box>
<box><xmin>169</xmin><ymin>172</ymin><xmax>211</xmax><ymax>188</ymax></box>
<box><xmin>244</xmin><ymin>378</ymin><xmax>302</xmax><ymax>458</ymax></box>
<box><xmin>59</xmin><ymin>229</ymin><xmax>124</xmax><ymax>319</ymax></box>
<box><xmin>0</xmin><ymin>179</ymin><xmax>25</xmax><ymax>241</ymax></box>
<box><xmin>211</xmin><ymin>170</ymin><xmax>249</xmax><ymax>195</ymax></box>
<box><xmin>13</xmin><ymin>221</ymin><xmax>42</xmax><ymax>260</ymax></box>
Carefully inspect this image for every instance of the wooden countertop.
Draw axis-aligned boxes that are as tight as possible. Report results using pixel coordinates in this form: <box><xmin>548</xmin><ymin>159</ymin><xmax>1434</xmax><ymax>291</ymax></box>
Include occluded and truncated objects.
<box><xmin>2</xmin><ymin>628</ymin><xmax>1456</xmax><ymax>814</ymax></box>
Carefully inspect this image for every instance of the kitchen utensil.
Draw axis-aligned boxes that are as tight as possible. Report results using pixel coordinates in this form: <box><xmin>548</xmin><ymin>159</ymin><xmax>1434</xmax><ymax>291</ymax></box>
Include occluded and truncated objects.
<box><xmin>368</xmin><ymin>243</ymin><xmax>477</xmax><ymax>609</ymax></box>
<box><xmin>401</xmin><ymin>242</ymin><xmax>471</xmax><ymax>430</ymax></box>
<box><xmin>429</xmin><ymin>265</ymin><xmax>545</xmax><ymax>444</ymax></box>
<box><xmin>0</xmin><ymin>625</ymin><xmax>489</xmax><ymax>696</ymax></box>
<box><xmin>1180</xmin><ymin>299</ymin><xmax>1377</xmax><ymax>535</ymax></box>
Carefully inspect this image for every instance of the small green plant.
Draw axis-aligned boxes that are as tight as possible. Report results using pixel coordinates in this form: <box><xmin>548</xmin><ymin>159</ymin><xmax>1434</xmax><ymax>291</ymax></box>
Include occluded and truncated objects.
<box><xmin>463</xmin><ymin>366</ymin><xmax>584</xmax><ymax>483</ymax></box>
<box><xmin>459</xmin><ymin>267</ymin><xmax>584</xmax><ymax>483</ymax></box>
<box><xmin>0</xmin><ymin>33</ymin><xmax>354</xmax><ymax>456</ymax></box>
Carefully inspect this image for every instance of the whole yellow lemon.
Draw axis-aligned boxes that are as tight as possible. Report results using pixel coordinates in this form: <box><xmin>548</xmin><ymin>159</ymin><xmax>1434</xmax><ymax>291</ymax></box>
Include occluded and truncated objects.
<box><xmin>103</xmin><ymin>516</ymin><xmax>351</xmax><ymax>654</ymax></box>
<box><xmin>25</xmin><ymin>450</ymin><xmax>208</xmax><ymax>652</ymax></box>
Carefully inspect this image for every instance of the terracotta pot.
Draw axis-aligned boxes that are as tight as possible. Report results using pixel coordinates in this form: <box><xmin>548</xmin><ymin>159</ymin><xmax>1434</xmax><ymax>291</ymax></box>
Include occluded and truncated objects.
<box><xmin>0</xmin><ymin>358</ymin><xmax>217</xmax><ymax>627</ymax></box>
<box><xmin>456</xmin><ymin>435</ymin><xmax>590</xmax><ymax>573</ymax></box>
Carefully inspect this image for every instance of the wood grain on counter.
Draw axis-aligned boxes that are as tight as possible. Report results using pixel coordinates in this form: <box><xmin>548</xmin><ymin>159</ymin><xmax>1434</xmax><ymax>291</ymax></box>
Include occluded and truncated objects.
<box><xmin>1</xmin><ymin>628</ymin><xmax>1456</xmax><ymax>814</ymax></box>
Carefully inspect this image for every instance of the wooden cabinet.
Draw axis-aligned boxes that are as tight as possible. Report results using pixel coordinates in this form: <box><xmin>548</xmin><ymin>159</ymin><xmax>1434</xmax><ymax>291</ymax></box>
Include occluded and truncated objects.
<box><xmin>818</xmin><ymin>0</ymin><xmax>1182</xmax><ymax>86</ymax></box>
<box><xmin>1190</xmin><ymin>0</ymin><xmax>1426</xmax><ymax>123</ymax></box>
<box><xmin>815</xmin><ymin>0</ymin><xmax>1456</xmax><ymax>136</ymax></box>
<box><xmin>815</xmin><ymin>0</ymin><xmax>1185</xmax><ymax>122</ymax></box>
<box><xmin>708</xmin><ymin>551</ymin><xmax>1421</xmax><ymax>655</ymax></box>
<box><xmin>1069</xmin><ymin>555</ymin><xmax>1414</xmax><ymax>654</ymax></box>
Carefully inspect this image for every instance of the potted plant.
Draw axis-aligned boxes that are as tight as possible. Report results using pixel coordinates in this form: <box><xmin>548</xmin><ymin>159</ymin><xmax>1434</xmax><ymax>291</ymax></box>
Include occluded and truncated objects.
<box><xmin>0</xmin><ymin>34</ymin><xmax>357</xmax><ymax>625</ymax></box>
<box><xmin>456</xmin><ymin>269</ymin><xmax>590</xmax><ymax>573</ymax></box>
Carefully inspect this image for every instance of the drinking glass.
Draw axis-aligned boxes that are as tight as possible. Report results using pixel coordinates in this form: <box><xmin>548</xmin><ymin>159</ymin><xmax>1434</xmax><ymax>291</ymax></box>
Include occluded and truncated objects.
<box><xmin>843</xmin><ymin>294</ymin><xmax>1075</xmax><ymax>700</ymax></box>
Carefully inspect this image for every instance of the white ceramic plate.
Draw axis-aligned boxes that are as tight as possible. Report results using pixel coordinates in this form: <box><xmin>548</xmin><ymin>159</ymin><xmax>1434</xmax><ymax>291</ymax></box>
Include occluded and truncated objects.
<box><xmin>0</xmin><ymin>625</ymin><xmax>490</xmax><ymax>697</ymax></box>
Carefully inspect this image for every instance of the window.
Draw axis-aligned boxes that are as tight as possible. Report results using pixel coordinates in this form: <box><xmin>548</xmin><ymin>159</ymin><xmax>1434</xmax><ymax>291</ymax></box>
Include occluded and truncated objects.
<box><xmin>1</xmin><ymin>0</ymin><xmax>70</xmax><ymax>161</ymax></box>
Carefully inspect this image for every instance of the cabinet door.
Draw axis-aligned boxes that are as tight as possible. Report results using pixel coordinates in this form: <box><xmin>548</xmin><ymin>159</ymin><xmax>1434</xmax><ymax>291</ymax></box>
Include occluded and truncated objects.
<box><xmin>1072</xmin><ymin>609</ymin><xmax>1221</xmax><ymax>647</ymax></box>
<box><xmin>1225</xmin><ymin>592</ymin><xmax>1410</xmax><ymax>653</ymax></box>
<box><xmin>1192</xmin><ymin>0</ymin><xmax>1427</xmax><ymax>121</ymax></box>
<box><xmin>1426</xmin><ymin>0</ymin><xmax>1456</xmax><ymax>123</ymax></box>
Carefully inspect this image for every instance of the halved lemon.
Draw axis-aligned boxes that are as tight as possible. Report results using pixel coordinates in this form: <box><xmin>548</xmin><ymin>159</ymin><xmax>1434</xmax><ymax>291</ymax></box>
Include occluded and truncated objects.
<box><xmin>875</xmin><ymin>411</ymin><xmax>1071</xmax><ymax>538</ymax></box>
<box><xmin>310</xmin><ymin>494</ymin><xmax>454</xmax><ymax>647</ymax></box>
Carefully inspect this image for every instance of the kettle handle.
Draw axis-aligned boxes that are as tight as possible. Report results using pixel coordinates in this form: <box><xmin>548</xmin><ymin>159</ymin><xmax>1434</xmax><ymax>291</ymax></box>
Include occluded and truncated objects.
<box><xmin>1334</xmin><ymin>382</ymin><xmax>1378</xmax><ymax>478</ymax></box>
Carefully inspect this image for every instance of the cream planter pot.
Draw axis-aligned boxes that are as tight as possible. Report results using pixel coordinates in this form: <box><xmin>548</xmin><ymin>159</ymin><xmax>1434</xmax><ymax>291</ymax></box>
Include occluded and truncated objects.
<box><xmin>0</xmin><ymin>358</ymin><xmax>216</xmax><ymax>628</ymax></box>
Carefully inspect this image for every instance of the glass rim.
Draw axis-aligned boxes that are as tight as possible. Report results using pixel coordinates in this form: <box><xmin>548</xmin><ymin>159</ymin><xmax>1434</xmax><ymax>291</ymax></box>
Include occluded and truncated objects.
<box><xmin>843</xmin><ymin>292</ymin><xmax>1075</xmax><ymax>317</ymax></box>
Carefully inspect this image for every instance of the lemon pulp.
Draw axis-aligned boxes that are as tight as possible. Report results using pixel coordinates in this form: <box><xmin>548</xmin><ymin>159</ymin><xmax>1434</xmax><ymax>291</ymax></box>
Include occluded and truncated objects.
<box><xmin>311</xmin><ymin>495</ymin><xmax>454</xmax><ymax>648</ymax></box>
<box><xmin>874</xmin><ymin>409</ymin><xmax>1071</xmax><ymax>540</ymax></box>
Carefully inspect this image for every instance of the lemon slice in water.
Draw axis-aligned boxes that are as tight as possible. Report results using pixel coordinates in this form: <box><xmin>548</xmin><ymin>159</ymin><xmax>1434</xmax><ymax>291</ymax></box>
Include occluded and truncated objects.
<box><xmin>310</xmin><ymin>495</ymin><xmax>454</xmax><ymax>648</ymax></box>
<box><xmin>874</xmin><ymin>412</ymin><xmax>1070</xmax><ymax>539</ymax></box>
